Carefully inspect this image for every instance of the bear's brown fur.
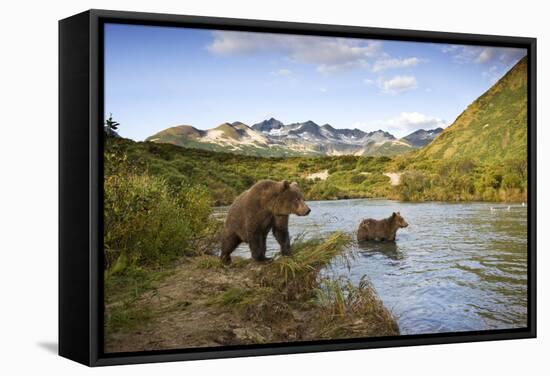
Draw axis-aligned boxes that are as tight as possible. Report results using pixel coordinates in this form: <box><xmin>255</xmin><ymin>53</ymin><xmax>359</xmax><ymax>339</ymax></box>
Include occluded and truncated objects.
<box><xmin>357</xmin><ymin>212</ymin><xmax>408</xmax><ymax>242</ymax></box>
<box><xmin>220</xmin><ymin>180</ymin><xmax>311</xmax><ymax>264</ymax></box>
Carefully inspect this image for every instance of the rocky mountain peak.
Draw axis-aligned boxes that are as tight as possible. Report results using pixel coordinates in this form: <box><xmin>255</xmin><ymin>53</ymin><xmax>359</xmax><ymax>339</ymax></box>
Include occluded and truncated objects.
<box><xmin>251</xmin><ymin>117</ymin><xmax>285</xmax><ymax>132</ymax></box>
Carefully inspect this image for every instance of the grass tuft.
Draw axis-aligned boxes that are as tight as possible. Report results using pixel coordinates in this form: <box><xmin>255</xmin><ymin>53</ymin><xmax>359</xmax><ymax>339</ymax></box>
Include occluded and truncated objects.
<box><xmin>207</xmin><ymin>287</ymin><xmax>253</xmax><ymax>306</ymax></box>
<box><xmin>258</xmin><ymin>232</ymin><xmax>353</xmax><ymax>300</ymax></box>
<box><xmin>105</xmin><ymin>303</ymin><xmax>153</xmax><ymax>333</ymax></box>
<box><xmin>315</xmin><ymin>277</ymin><xmax>399</xmax><ymax>337</ymax></box>
<box><xmin>194</xmin><ymin>255</ymin><xmax>225</xmax><ymax>269</ymax></box>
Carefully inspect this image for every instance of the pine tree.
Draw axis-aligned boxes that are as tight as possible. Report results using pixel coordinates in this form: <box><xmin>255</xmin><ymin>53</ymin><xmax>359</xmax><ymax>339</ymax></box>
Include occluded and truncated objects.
<box><xmin>105</xmin><ymin>113</ymin><xmax>120</xmax><ymax>131</ymax></box>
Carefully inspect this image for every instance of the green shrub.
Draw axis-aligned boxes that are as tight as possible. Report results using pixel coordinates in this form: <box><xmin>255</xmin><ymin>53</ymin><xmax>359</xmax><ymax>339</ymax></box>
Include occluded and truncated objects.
<box><xmin>350</xmin><ymin>174</ymin><xmax>367</xmax><ymax>184</ymax></box>
<box><xmin>398</xmin><ymin>170</ymin><xmax>430</xmax><ymax>201</ymax></box>
<box><xmin>104</xmin><ymin>171</ymin><xmax>213</xmax><ymax>273</ymax></box>
<box><xmin>305</xmin><ymin>181</ymin><xmax>343</xmax><ymax>200</ymax></box>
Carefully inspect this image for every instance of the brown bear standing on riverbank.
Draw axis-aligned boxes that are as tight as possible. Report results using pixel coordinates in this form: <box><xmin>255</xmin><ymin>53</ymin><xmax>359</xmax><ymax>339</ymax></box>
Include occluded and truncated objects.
<box><xmin>357</xmin><ymin>212</ymin><xmax>408</xmax><ymax>242</ymax></box>
<box><xmin>220</xmin><ymin>180</ymin><xmax>311</xmax><ymax>264</ymax></box>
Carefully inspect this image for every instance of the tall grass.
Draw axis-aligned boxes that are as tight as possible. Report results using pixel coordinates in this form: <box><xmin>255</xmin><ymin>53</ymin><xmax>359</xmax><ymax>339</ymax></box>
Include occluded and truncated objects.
<box><xmin>257</xmin><ymin>232</ymin><xmax>353</xmax><ymax>300</ymax></box>
<box><xmin>104</xmin><ymin>174</ymin><xmax>214</xmax><ymax>271</ymax></box>
<box><xmin>315</xmin><ymin>276</ymin><xmax>399</xmax><ymax>338</ymax></box>
<box><xmin>103</xmin><ymin>145</ymin><xmax>218</xmax><ymax>276</ymax></box>
<box><xmin>103</xmin><ymin>145</ymin><xmax>221</xmax><ymax>332</ymax></box>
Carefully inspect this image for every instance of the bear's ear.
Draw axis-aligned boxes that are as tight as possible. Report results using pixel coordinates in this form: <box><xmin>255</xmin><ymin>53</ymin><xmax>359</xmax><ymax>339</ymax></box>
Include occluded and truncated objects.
<box><xmin>282</xmin><ymin>180</ymin><xmax>290</xmax><ymax>190</ymax></box>
<box><xmin>392</xmin><ymin>212</ymin><xmax>396</xmax><ymax>217</ymax></box>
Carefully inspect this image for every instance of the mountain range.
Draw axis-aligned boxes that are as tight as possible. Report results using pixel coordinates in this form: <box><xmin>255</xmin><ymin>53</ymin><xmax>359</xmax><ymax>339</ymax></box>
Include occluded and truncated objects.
<box><xmin>403</xmin><ymin>128</ymin><xmax>444</xmax><ymax>147</ymax></box>
<box><xmin>146</xmin><ymin>118</ymin><xmax>443</xmax><ymax>157</ymax></box>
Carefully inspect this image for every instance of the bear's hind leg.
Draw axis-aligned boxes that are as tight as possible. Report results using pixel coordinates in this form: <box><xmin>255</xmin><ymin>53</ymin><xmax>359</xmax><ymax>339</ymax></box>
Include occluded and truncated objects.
<box><xmin>249</xmin><ymin>233</ymin><xmax>270</xmax><ymax>262</ymax></box>
<box><xmin>220</xmin><ymin>233</ymin><xmax>241</xmax><ymax>264</ymax></box>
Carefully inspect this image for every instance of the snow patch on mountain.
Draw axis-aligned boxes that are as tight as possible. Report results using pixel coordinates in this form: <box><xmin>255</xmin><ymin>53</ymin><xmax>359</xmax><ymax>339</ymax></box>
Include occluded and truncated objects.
<box><xmin>148</xmin><ymin>117</ymin><xmax>443</xmax><ymax>157</ymax></box>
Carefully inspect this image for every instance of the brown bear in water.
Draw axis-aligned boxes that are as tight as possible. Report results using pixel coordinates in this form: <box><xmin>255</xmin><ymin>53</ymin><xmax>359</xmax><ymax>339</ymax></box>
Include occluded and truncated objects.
<box><xmin>357</xmin><ymin>212</ymin><xmax>408</xmax><ymax>242</ymax></box>
<box><xmin>220</xmin><ymin>180</ymin><xmax>311</xmax><ymax>264</ymax></box>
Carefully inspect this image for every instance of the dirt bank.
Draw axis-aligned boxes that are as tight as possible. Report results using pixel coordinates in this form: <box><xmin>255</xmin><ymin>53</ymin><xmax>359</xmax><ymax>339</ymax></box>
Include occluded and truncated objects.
<box><xmin>384</xmin><ymin>172</ymin><xmax>402</xmax><ymax>186</ymax></box>
<box><xmin>306</xmin><ymin>169</ymin><xmax>329</xmax><ymax>181</ymax></box>
<box><xmin>104</xmin><ymin>233</ymin><xmax>399</xmax><ymax>353</ymax></box>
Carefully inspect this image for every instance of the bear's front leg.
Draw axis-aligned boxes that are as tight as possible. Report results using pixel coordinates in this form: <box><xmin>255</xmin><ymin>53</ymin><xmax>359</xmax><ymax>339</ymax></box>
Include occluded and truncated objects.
<box><xmin>249</xmin><ymin>233</ymin><xmax>270</xmax><ymax>262</ymax></box>
<box><xmin>273</xmin><ymin>215</ymin><xmax>291</xmax><ymax>256</ymax></box>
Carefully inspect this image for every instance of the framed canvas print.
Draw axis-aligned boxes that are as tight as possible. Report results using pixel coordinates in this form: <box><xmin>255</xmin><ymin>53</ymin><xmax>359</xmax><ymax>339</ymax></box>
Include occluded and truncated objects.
<box><xmin>59</xmin><ymin>9</ymin><xmax>537</xmax><ymax>366</ymax></box>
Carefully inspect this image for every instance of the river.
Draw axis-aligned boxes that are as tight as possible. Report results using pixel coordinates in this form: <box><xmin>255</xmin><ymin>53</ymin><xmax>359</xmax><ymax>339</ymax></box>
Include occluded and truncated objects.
<box><xmin>213</xmin><ymin>199</ymin><xmax>528</xmax><ymax>335</ymax></box>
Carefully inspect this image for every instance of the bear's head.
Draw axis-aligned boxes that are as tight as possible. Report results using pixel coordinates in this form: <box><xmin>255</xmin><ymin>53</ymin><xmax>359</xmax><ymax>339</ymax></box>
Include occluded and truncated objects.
<box><xmin>391</xmin><ymin>212</ymin><xmax>408</xmax><ymax>228</ymax></box>
<box><xmin>274</xmin><ymin>181</ymin><xmax>311</xmax><ymax>216</ymax></box>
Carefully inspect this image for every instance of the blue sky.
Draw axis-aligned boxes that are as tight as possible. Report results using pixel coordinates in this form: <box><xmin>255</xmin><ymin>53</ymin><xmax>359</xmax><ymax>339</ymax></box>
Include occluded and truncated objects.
<box><xmin>104</xmin><ymin>23</ymin><xmax>526</xmax><ymax>140</ymax></box>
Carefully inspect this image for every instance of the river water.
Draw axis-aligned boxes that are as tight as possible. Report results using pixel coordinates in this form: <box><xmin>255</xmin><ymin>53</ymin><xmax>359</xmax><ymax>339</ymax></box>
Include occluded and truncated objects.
<box><xmin>213</xmin><ymin>199</ymin><xmax>528</xmax><ymax>335</ymax></box>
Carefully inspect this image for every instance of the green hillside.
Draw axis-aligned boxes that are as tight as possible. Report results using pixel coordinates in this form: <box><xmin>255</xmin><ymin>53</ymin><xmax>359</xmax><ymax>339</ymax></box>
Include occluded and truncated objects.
<box><xmin>415</xmin><ymin>56</ymin><xmax>527</xmax><ymax>163</ymax></box>
<box><xmin>212</xmin><ymin>123</ymin><xmax>243</xmax><ymax>140</ymax></box>
<box><xmin>147</xmin><ymin>125</ymin><xmax>203</xmax><ymax>143</ymax></box>
<box><xmin>370</xmin><ymin>140</ymin><xmax>414</xmax><ymax>156</ymax></box>
<box><xmin>105</xmin><ymin>137</ymin><xmax>395</xmax><ymax>205</ymax></box>
<box><xmin>391</xmin><ymin>56</ymin><xmax>528</xmax><ymax>202</ymax></box>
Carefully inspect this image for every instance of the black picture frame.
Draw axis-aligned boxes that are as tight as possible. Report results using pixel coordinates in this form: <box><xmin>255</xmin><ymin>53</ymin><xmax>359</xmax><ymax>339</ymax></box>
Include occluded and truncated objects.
<box><xmin>59</xmin><ymin>9</ymin><xmax>537</xmax><ymax>367</ymax></box>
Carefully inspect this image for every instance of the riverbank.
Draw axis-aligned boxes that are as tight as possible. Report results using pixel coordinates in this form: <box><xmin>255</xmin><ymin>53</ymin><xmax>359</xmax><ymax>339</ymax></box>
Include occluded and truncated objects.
<box><xmin>104</xmin><ymin>233</ymin><xmax>399</xmax><ymax>353</ymax></box>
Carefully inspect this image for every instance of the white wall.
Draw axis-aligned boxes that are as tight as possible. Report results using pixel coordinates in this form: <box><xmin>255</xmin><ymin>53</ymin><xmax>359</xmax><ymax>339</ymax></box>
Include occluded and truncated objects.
<box><xmin>1</xmin><ymin>0</ymin><xmax>546</xmax><ymax>374</ymax></box>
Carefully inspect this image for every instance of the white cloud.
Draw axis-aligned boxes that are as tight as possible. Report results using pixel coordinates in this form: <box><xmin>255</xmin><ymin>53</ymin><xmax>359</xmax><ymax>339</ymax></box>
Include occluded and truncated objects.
<box><xmin>352</xmin><ymin>112</ymin><xmax>447</xmax><ymax>137</ymax></box>
<box><xmin>207</xmin><ymin>31</ymin><xmax>273</xmax><ymax>55</ymax></box>
<box><xmin>384</xmin><ymin>112</ymin><xmax>447</xmax><ymax>134</ymax></box>
<box><xmin>207</xmin><ymin>31</ymin><xmax>430</xmax><ymax>76</ymax></box>
<box><xmin>317</xmin><ymin>60</ymin><xmax>367</xmax><ymax>74</ymax></box>
<box><xmin>319</xmin><ymin>87</ymin><xmax>328</xmax><ymax>93</ymax></box>
<box><xmin>372</xmin><ymin>57</ymin><xmax>420</xmax><ymax>72</ymax></box>
<box><xmin>207</xmin><ymin>31</ymin><xmax>385</xmax><ymax>73</ymax></box>
<box><xmin>379</xmin><ymin>75</ymin><xmax>417</xmax><ymax>94</ymax></box>
<box><xmin>482</xmin><ymin>65</ymin><xmax>502</xmax><ymax>84</ymax></box>
<box><xmin>292</xmin><ymin>39</ymin><xmax>381</xmax><ymax>68</ymax></box>
<box><xmin>475</xmin><ymin>48</ymin><xmax>495</xmax><ymax>64</ymax></box>
<box><xmin>442</xmin><ymin>45</ymin><xmax>526</xmax><ymax>66</ymax></box>
<box><xmin>271</xmin><ymin>68</ymin><xmax>292</xmax><ymax>76</ymax></box>
<box><xmin>363</xmin><ymin>78</ymin><xmax>375</xmax><ymax>85</ymax></box>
